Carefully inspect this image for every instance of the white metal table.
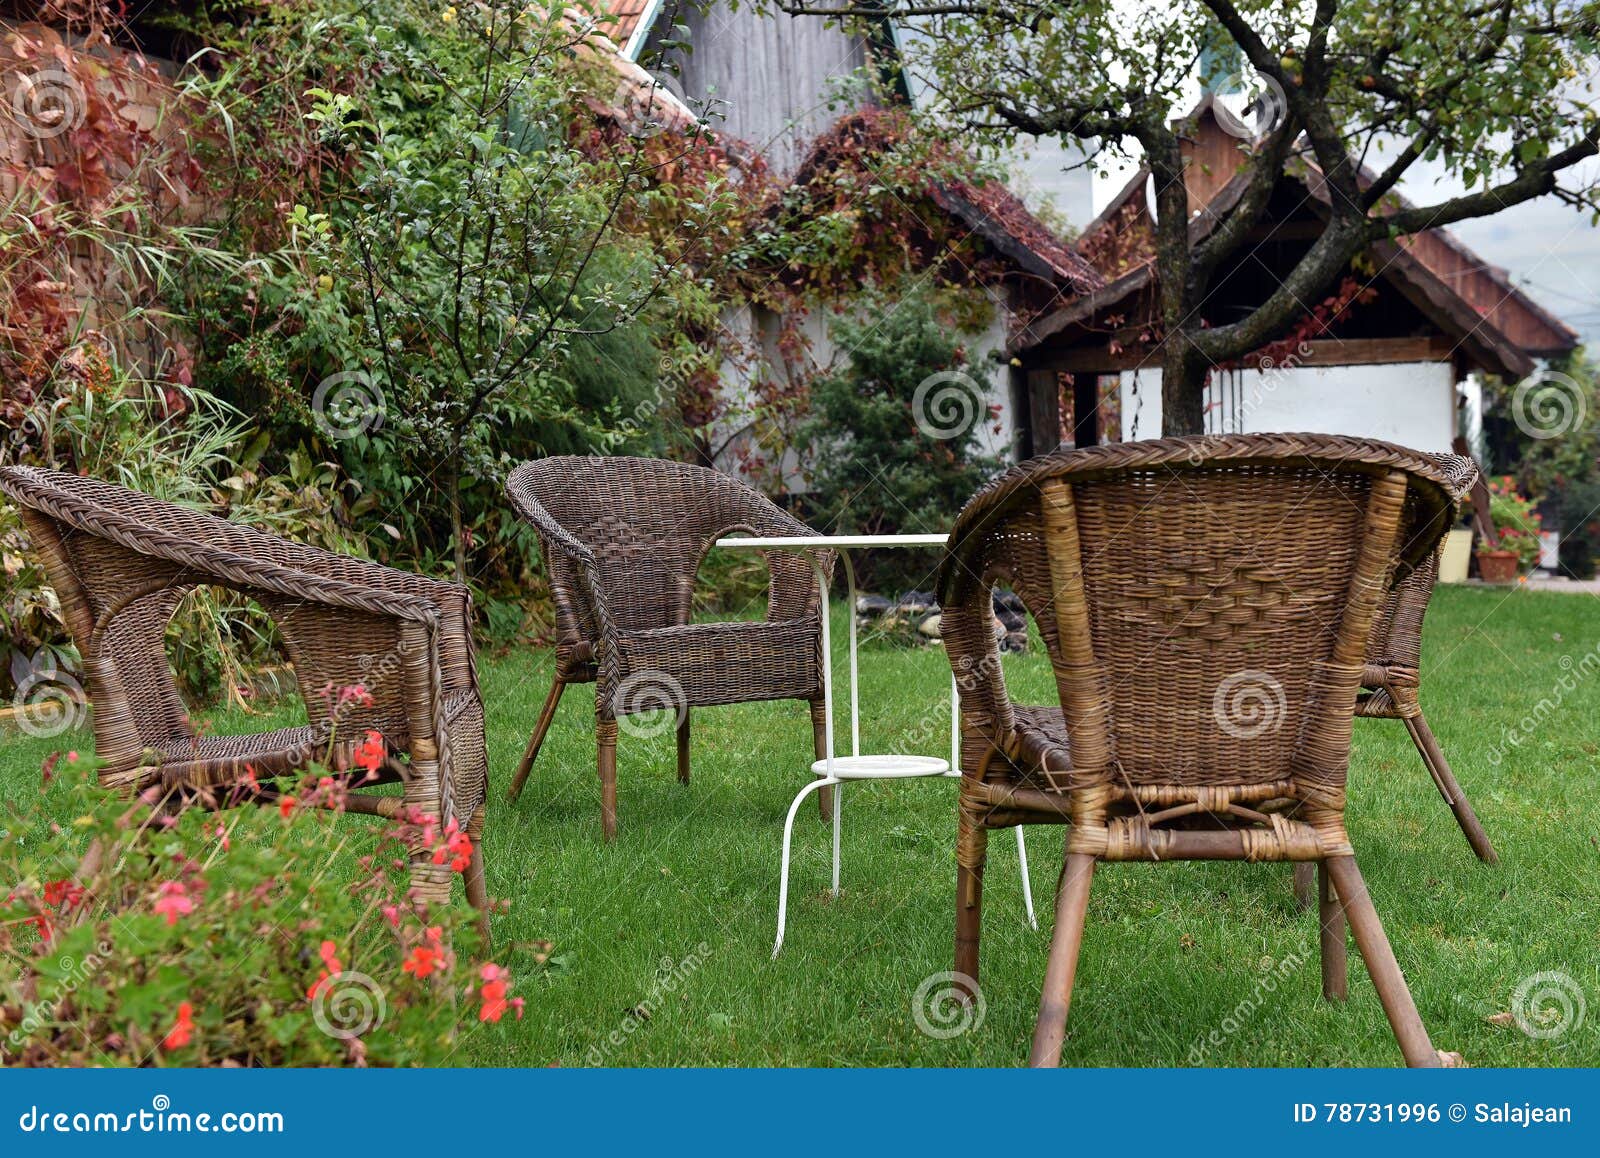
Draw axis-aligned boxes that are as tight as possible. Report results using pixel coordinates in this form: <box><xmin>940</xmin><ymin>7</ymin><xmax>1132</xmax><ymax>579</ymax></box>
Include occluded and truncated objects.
<box><xmin>713</xmin><ymin>532</ymin><xmax>1037</xmax><ymax>956</ymax></box>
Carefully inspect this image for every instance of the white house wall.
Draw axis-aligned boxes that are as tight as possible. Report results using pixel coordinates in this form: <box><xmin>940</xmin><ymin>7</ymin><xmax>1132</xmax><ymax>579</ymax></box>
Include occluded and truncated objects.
<box><xmin>1116</xmin><ymin>361</ymin><xmax>1458</xmax><ymax>452</ymax></box>
<box><xmin>649</xmin><ymin>4</ymin><xmax>870</xmax><ymax>177</ymax></box>
<box><xmin>712</xmin><ymin>288</ymin><xmax>1019</xmax><ymax>489</ymax></box>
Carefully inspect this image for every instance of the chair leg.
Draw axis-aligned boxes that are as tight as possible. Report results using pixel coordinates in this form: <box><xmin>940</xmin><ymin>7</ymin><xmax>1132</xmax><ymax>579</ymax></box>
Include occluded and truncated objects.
<box><xmin>1318</xmin><ymin>860</ymin><xmax>1347</xmax><ymax>1001</ymax></box>
<box><xmin>677</xmin><ymin>711</ymin><xmax>691</xmax><ymax>785</ymax></box>
<box><xmin>464</xmin><ymin>805</ymin><xmax>491</xmax><ymax>948</ymax></box>
<box><xmin>810</xmin><ymin>698</ymin><xmax>833</xmax><ymax>822</ymax></box>
<box><xmin>1292</xmin><ymin>862</ymin><xmax>1315</xmax><ymax>912</ymax></box>
<box><xmin>1322</xmin><ymin>855</ymin><xmax>1440</xmax><ymax>1067</ymax></box>
<box><xmin>506</xmin><ymin>677</ymin><xmax>566</xmax><ymax>803</ymax></box>
<box><xmin>1029</xmin><ymin>852</ymin><xmax>1096</xmax><ymax>1068</ymax></box>
<box><xmin>597</xmin><ymin>720</ymin><xmax>618</xmax><ymax>842</ymax></box>
<box><xmin>1404</xmin><ymin>709</ymin><xmax>1498</xmax><ymax>864</ymax></box>
<box><xmin>954</xmin><ymin>804</ymin><xmax>989</xmax><ymax>990</ymax></box>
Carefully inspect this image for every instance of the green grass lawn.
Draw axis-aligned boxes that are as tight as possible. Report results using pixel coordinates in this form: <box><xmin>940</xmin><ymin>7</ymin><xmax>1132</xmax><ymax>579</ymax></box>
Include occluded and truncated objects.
<box><xmin>3</xmin><ymin>585</ymin><xmax>1598</xmax><ymax>1066</ymax></box>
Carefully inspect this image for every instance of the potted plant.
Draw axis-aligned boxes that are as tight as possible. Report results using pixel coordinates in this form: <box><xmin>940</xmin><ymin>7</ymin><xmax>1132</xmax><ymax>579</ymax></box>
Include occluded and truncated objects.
<box><xmin>1478</xmin><ymin>476</ymin><xmax>1543</xmax><ymax>583</ymax></box>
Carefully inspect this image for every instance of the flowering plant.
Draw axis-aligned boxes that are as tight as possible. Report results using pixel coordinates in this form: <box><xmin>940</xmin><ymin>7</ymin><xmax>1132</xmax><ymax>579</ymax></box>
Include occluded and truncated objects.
<box><xmin>0</xmin><ymin>754</ymin><xmax>531</xmax><ymax>1066</ymax></box>
<box><xmin>1486</xmin><ymin>476</ymin><xmax>1544</xmax><ymax>572</ymax></box>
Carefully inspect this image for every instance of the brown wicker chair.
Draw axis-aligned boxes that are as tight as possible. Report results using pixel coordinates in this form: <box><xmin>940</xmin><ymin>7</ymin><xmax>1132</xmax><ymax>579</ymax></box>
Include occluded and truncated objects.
<box><xmin>0</xmin><ymin>466</ymin><xmax>491</xmax><ymax>938</ymax></box>
<box><xmin>1356</xmin><ymin>454</ymin><xmax>1496</xmax><ymax>861</ymax></box>
<box><xmin>504</xmin><ymin>456</ymin><xmax>834</xmax><ymax>840</ymax></box>
<box><xmin>937</xmin><ymin>434</ymin><xmax>1458</xmax><ymax>1067</ymax></box>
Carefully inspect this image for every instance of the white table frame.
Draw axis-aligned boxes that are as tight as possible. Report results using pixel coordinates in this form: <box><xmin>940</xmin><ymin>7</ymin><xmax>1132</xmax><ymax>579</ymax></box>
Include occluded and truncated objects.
<box><xmin>713</xmin><ymin>532</ymin><xmax>1037</xmax><ymax>956</ymax></box>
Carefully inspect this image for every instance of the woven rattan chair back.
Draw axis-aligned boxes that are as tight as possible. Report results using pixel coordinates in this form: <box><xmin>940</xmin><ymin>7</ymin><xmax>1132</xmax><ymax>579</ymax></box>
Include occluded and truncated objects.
<box><xmin>508</xmin><ymin>455</ymin><xmax>820</xmax><ymax>637</ymax></box>
<box><xmin>943</xmin><ymin>436</ymin><xmax>1453</xmax><ymax>802</ymax></box>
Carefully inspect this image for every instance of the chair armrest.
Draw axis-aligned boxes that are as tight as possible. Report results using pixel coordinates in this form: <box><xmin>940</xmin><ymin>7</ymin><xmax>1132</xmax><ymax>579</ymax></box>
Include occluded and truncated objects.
<box><xmin>72</xmin><ymin>501</ymin><xmax>441</xmax><ymax>625</ymax></box>
<box><xmin>1433</xmin><ymin>452</ymin><xmax>1480</xmax><ymax>506</ymax></box>
<box><xmin>503</xmin><ymin>480</ymin><xmax>614</xmax><ymax>646</ymax></box>
<box><xmin>715</xmin><ymin>507</ymin><xmax>835</xmax><ymax>623</ymax></box>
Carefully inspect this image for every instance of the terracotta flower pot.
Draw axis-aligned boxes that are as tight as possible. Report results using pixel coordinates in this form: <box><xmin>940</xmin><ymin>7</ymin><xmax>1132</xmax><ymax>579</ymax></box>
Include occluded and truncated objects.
<box><xmin>1476</xmin><ymin>549</ymin><xmax>1520</xmax><ymax>585</ymax></box>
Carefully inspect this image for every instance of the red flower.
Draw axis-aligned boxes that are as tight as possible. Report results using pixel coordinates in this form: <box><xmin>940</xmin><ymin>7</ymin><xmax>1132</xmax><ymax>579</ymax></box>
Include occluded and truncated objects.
<box><xmin>162</xmin><ymin>1001</ymin><xmax>195</xmax><ymax>1051</ymax></box>
<box><xmin>153</xmin><ymin>881</ymin><xmax>195</xmax><ymax>926</ymax></box>
<box><xmin>354</xmin><ymin>730</ymin><xmax>386</xmax><ymax>778</ymax></box>
<box><xmin>43</xmin><ymin>879</ymin><xmax>84</xmax><ymax>909</ymax></box>
<box><xmin>307</xmin><ymin>940</ymin><xmax>344</xmax><ymax>1000</ymax></box>
<box><xmin>403</xmin><ymin>944</ymin><xmax>445</xmax><ymax>978</ymax></box>
<box><xmin>478</xmin><ymin>963</ymin><xmax>521</xmax><ymax>1022</ymax></box>
<box><xmin>432</xmin><ymin>819</ymin><xmax>474</xmax><ymax>873</ymax></box>
<box><xmin>278</xmin><ymin>795</ymin><xmax>297</xmax><ymax>819</ymax></box>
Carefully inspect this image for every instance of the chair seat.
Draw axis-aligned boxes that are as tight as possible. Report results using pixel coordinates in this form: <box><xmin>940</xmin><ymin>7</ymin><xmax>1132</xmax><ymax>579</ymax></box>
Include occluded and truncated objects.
<box><xmin>146</xmin><ymin>690</ymin><xmax>486</xmax><ymax>808</ymax></box>
<box><xmin>974</xmin><ymin>704</ymin><xmax>1072</xmax><ymax>790</ymax></box>
<box><xmin>613</xmin><ymin>618</ymin><xmax>822</xmax><ymax>708</ymax></box>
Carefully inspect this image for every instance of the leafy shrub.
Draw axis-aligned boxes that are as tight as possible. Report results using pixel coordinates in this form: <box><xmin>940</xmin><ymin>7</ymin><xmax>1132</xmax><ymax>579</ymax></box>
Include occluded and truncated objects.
<box><xmin>1</xmin><ymin>754</ymin><xmax>526</xmax><ymax>1067</ymax></box>
<box><xmin>1481</xmin><ymin>354</ymin><xmax>1600</xmax><ymax>579</ymax></box>
<box><xmin>1548</xmin><ymin>480</ymin><xmax>1600</xmax><ymax>579</ymax></box>
<box><xmin>798</xmin><ymin>285</ymin><xmax>1000</xmax><ymax>590</ymax></box>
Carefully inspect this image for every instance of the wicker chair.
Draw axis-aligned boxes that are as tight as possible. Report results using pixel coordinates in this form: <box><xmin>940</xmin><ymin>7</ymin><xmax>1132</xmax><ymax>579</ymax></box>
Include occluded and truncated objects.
<box><xmin>504</xmin><ymin>456</ymin><xmax>834</xmax><ymax>841</ymax></box>
<box><xmin>0</xmin><ymin>466</ymin><xmax>491</xmax><ymax>939</ymax></box>
<box><xmin>1356</xmin><ymin>454</ymin><xmax>1496</xmax><ymax>861</ymax></box>
<box><xmin>937</xmin><ymin>434</ymin><xmax>1458</xmax><ymax>1067</ymax></box>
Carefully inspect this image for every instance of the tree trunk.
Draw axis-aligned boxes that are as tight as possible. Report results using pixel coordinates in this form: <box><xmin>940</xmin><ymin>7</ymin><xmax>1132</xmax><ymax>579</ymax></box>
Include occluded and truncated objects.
<box><xmin>1161</xmin><ymin>336</ymin><xmax>1208</xmax><ymax>436</ymax></box>
<box><xmin>1148</xmin><ymin>137</ymin><xmax>1208</xmax><ymax>438</ymax></box>
<box><xmin>447</xmin><ymin>460</ymin><xmax>467</xmax><ymax>585</ymax></box>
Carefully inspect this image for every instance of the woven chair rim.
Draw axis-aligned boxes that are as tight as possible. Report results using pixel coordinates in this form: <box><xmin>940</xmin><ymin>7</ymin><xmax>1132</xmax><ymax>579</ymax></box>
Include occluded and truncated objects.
<box><xmin>939</xmin><ymin>432</ymin><xmax>1460</xmax><ymax>602</ymax></box>
<box><xmin>0</xmin><ymin>464</ymin><xmax>447</xmax><ymax>625</ymax></box>
<box><xmin>505</xmin><ymin>454</ymin><xmax>829</xmax><ymax>554</ymax></box>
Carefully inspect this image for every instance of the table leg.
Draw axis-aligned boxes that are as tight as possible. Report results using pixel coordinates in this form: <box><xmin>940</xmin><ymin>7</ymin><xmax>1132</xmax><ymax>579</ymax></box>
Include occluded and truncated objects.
<box><xmin>832</xmin><ymin>782</ymin><xmax>843</xmax><ymax>897</ymax></box>
<box><xmin>775</xmin><ymin>776</ymin><xmax>841</xmax><ymax>958</ymax></box>
<box><xmin>1016</xmin><ymin>826</ymin><xmax>1038</xmax><ymax>930</ymax></box>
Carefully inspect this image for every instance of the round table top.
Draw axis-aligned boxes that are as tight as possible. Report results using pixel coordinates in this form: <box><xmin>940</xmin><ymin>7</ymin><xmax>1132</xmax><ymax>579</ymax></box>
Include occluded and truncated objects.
<box><xmin>809</xmin><ymin>754</ymin><xmax>952</xmax><ymax>780</ymax></box>
<box><xmin>714</xmin><ymin>533</ymin><xmax>947</xmax><ymax>550</ymax></box>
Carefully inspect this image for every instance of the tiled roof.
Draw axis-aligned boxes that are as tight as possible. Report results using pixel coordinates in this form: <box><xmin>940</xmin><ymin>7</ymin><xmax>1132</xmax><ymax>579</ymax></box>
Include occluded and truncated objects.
<box><xmin>1071</xmin><ymin>141</ymin><xmax>1577</xmax><ymax>361</ymax></box>
<box><xmin>791</xmin><ymin>110</ymin><xmax>1102</xmax><ymax>294</ymax></box>
<box><xmin>600</xmin><ymin>0</ymin><xmax>655</xmax><ymax>53</ymax></box>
